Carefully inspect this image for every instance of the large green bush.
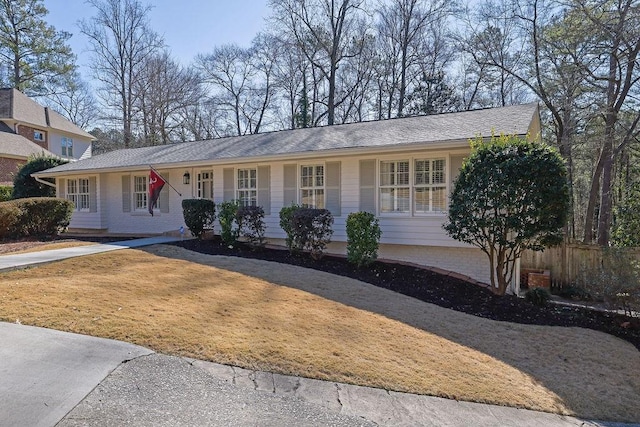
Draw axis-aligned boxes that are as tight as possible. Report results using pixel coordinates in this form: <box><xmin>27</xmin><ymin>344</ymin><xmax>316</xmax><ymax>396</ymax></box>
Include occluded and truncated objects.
<box><xmin>182</xmin><ymin>199</ymin><xmax>216</xmax><ymax>239</ymax></box>
<box><xmin>291</xmin><ymin>208</ymin><xmax>334</xmax><ymax>260</ymax></box>
<box><xmin>346</xmin><ymin>211</ymin><xmax>382</xmax><ymax>267</ymax></box>
<box><xmin>279</xmin><ymin>203</ymin><xmax>302</xmax><ymax>252</ymax></box>
<box><xmin>0</xmin><ymin>198</ymin><xmax>73</xmax><ymax>238</ymax></box>
<box><xmin>12</xmin><ymin>155</ymin><xmax>67</xmax><ymax>199</ymax></box>
<box><xmin>218</xmin><ymin>200</ymin><xmax>240</xmax><ymax>245</ymax></box>
<box><xmin>445</xmin><ymin>135</ymin><xmax>570</xmax><ymax>295</ymax></box>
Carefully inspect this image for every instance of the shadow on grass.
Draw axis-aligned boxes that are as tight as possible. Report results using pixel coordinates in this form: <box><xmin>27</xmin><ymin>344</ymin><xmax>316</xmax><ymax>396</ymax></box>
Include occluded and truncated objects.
<box><xmin>141</xmin><ymin>243</ymin><xmax>640</xmax><ymax>423</ymax></box>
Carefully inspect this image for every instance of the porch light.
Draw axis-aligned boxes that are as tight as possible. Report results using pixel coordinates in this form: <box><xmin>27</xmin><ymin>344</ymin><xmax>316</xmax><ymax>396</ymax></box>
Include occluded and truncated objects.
<box><xmin>183</xmin><ymin>172</ymin><xmax>190</xmax><ymax>184</ymax></box>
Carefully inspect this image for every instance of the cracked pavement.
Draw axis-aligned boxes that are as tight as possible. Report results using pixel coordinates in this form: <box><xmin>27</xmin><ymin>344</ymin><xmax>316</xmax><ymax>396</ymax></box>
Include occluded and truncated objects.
<box><xmin>61</xmin><ymin>354</ymin><xmax>634</xmax><ymax>427</ymax></box>
<box><xmin>3</xmin><ymin>322</ymin><xmax>638</xmax><ymax>426</ymax></box>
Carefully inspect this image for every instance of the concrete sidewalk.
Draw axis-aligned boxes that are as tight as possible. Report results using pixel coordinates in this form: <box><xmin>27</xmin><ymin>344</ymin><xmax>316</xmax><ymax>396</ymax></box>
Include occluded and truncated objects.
<box><xmin>1</xmin><ymin>323</ymin><xmax>636</xmax><ymax>427</ymax></box>
<box><xmin>0</xmin><ymin>236</ymin><xmax>183</xmax><ymax>272</ymax></box>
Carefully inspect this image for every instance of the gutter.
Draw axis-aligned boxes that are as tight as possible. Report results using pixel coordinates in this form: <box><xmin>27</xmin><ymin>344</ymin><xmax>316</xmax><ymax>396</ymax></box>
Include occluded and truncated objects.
<box><xmin>32</xmin><ymin>138</ymin><xmax>478</xmax><ymax>178</ymax></box>
<box><xmin>32</xmin><ymin>174</ymin><xmax>57</xmax><ymax>188</ymax></box>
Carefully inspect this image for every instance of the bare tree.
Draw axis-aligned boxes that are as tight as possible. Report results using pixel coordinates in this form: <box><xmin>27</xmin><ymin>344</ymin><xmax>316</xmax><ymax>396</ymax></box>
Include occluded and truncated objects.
<box><xmin>79</xmin><ymin>0</ymin><xmax>163</xmax><ymax>147</ymax></box>
<box><xmin>134</xmin><ymin>51</ymin><xmax>202</xmax><ymax>145</ymax></box>
<box><xmin>196</xmin><ymin>44</ymin><xmax>255</xmax><ymax>136</ymax></box>
<box><xmin>375</xmin><ymin>0</ymin><xmax>453</xmax><ymax>117</ymax></box>
<box><xmin>269</xmin><ymin>0</ymin><xmax>368</xmax><ymax>125</ymax></box>
<box><xmin>42</xmin><ymin>71</ymin><xmax>100</xmax><ymax>128</ymax></box>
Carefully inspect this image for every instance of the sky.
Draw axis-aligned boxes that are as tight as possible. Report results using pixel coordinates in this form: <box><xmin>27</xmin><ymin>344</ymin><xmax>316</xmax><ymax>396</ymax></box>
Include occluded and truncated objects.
<box><xmin>45</xmin><ymin>0</ymin><xmax>272</xmax><ymax>72</ymax></box>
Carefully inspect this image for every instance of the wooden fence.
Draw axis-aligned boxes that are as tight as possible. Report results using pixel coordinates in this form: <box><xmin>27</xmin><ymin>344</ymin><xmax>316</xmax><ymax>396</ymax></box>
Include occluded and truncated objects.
<box><xmin>520</xmin><ymin>244</ymin><xmax>640</xmax><ymax>287</ymax></box>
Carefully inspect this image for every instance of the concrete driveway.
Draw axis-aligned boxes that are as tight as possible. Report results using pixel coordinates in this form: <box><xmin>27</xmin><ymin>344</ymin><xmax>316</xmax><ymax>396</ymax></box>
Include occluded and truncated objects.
<box><xmin>2</xmin><ymin>322</ymin><xmax>636</xmax><ymax>427</ymax></box>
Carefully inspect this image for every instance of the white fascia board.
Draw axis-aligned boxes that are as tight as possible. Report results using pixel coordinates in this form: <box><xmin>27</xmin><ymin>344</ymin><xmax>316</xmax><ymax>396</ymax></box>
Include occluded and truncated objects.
<box><xmin>33</xmin><ymin>136</ymin><xmax>500</xmax><ymax>178</ymax></box>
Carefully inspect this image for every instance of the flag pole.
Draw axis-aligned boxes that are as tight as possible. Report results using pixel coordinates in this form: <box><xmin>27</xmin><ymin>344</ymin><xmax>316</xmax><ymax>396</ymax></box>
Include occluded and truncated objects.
<box><xmin>149</xmin><ymin>165</ymin><xmax>182</xmax><ymax>197</ymax></box>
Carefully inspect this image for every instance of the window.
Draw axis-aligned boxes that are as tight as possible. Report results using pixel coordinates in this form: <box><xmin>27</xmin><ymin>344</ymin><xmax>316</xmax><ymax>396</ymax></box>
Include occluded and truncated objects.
<box><xmin>197</xmin><ymin>171</ymin><xmax>214</xmax><ymax>199</ymax></box>
<box><xmin>134</xmin><ymin>176</ymin><xmax>148</xmax><ymax>210</ymax></box>
<box><xmin>300</xmin><ymin>165</ymin><xmax>324</xmax><ymax>208</ymax></box>
<box><xmin>379</xmin><ymin>158</ymin><xmax>447</xmax><ymax>214</ymax></box>
<box><xmin>62</xmin><ymin>137</ymin><xmax>73</xmax><ymax>157</ymax></box>
<box><xmin>67</xmin><ymin>178</ymin><xmax>90</xmax><ymax>211</ymax></box>
<box><xmin>237</xmin><ymin>168</ymin><xmax>257</xmax><ymax>206</ymax></box>
<box><xmin>33</xmin><ymin>131</ymin><xmax>45</xmax><ymax>141</ymax></box>
<box><xmin>414</xmin><ymin>159</ymin><xmax>447</xmax><ymax>212</ymax></box>
<box><xmin>379</xmin><ymin>160</ymin><xmax>410</xmax><ymax>213</ymax></box>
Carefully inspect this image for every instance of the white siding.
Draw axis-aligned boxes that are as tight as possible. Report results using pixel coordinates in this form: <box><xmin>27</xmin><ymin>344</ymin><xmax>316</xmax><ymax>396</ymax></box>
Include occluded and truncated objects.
<box><xmin>65</xmin><ymin>174</ymin><xmax>104</xmax><ymax>230</ymax></box>
<box><xmin>104</xmin><ymin>169</ymin><xmax>193</xmax><ymax>235</ymax></box>
<box><xmin>48</xmin><ymin>131</ymin><xmax>92</xmax><ymax>161</ymax></box>
<box><xmin>60</xmin><ymin>147</ymin><xmax>490</xmax><ymax>281</ymax></box>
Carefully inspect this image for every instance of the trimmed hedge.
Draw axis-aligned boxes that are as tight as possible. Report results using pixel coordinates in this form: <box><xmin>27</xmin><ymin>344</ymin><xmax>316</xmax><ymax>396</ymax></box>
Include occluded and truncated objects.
<box><xmin>182</xmin><ymin>199</ymin><xmax>216</xmax><ymax>239</ymax></box>
<box><xmin>291</xmin><ymin>208</ymin><xmax>334</xmax><ymax>260</ymax></box>
<box><xmin>346</xmin><ymin>211</ymin><xmax>382</xmax><ymax>267</ymax></box>
<box><xmin>237</xmin><ymin>205</ymin><xmax>266</xmax><ymax>248</ymax></box>
<box><xmin>0</xmin><ymin>197</ymin><xmax>74</xmax><ymax>238</ymax></box>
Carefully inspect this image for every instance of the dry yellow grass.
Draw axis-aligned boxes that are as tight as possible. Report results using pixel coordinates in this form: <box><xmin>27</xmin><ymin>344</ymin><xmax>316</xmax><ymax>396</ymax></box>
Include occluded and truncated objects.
<box><xmin>1</xmin><ymin>244</ymin><xmax>639</xmax><ymax>422</ymax></box>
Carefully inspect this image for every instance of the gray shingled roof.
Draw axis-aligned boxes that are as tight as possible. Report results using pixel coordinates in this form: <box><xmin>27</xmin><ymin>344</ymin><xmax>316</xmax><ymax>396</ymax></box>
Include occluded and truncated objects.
<box><xmin>46</xmin><ymin>107</ymin><xmax>94</xmax><ymax>139</ymax></box>
<box><xmin>0</xmin><ymin>130</ymin><xmax>56</xmax><ymax>158</ymax></box>
<box><xmin>37</xmin><ymin>103</ymin><xmax>539</xmax><ymax>177</ymax></box>
<box><xmin>0</xmin><ymin>88</ymin><xmax>94</xmax><ymax>139</ymax></box>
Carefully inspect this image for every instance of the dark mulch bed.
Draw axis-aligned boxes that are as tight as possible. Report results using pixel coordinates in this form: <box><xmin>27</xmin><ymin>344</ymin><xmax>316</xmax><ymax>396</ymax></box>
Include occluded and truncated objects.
<box><xmin>171</xmin><ymin>239</ymin><xmax>640</xmax><ymax>351</ymax></box>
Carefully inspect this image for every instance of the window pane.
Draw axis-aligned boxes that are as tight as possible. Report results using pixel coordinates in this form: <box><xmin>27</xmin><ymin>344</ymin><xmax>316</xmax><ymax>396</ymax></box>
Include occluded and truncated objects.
<box><xmin>414</xmin><ymin>187</ymin><xmax>429</xmax><ymax>212</ymax></box>
<box><xmin>432</xmin><ymin>186</ymin><xmax>446</xmax><ymax>211</ymax></box>
<box><xmin>397</xmin><ymin>161</ymin><xmax>409</xmax><ymax>185</ymax></box>
<box><xmin>433</xmin><ymin>159</ymin><xmax>445</xmax><ymax>184</ymax></box>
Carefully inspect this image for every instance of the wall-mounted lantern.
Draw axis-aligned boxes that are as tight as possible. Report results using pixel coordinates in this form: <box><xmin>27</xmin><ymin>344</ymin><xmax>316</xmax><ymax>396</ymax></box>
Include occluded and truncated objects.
<box><xmin>183</xmin><ymin>172</ymin><xmax>191</xmax><ymax>185</ymax></box>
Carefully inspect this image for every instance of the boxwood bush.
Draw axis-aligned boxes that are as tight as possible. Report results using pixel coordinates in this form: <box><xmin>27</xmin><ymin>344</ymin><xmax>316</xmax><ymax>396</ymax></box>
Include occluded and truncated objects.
<box><xmin>182</xmin><ymin>199</ymin><xmax>216</xmax><ymax>239</ymax></box>
<box><xmin>0</xmin><ymin>197</ymin><xmax>73</xmax><ymax>238</ymax></box>
<box><xmin>346</xmin><ymin>211</ymin><xmax>382</xmax><ymax>267</ymax></box>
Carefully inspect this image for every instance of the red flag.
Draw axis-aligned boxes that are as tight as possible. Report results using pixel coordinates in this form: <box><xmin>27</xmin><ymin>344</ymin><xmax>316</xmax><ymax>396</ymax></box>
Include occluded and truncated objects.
<box><xmin>149</xmin><ymin>169</ymin><xmax>166</xmax><ymax>216</ymax></box>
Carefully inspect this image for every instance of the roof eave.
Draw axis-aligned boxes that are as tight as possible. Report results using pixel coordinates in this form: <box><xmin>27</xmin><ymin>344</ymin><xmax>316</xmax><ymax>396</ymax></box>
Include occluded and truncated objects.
<box><xmin>32</xmin><ymin>137</ymin><xmax>495</xmax><ymax>178</ymax></box>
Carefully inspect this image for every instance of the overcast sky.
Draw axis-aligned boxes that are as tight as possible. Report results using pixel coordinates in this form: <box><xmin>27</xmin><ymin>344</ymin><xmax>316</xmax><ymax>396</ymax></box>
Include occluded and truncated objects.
<box><xmin>45</xmin><ymin>0</ymin><xmax>272</xmax><ymax>71</ymax></box>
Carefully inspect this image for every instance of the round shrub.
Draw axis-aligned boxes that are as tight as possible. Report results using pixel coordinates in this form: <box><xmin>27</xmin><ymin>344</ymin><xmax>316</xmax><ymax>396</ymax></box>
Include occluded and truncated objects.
<box><xmin>12</xmin><ymin>155</ymin><xmax>67</xmax><ymax>199</ymax></box>
<box><xmin>182</xmin><ymin>199</ymin><xmax>216</xmax><ymax>239</ymax></box>
<box><xmin>0</xmin><ymin>201</ymin><xmax>21</xmax><ymax>239</ymax></box>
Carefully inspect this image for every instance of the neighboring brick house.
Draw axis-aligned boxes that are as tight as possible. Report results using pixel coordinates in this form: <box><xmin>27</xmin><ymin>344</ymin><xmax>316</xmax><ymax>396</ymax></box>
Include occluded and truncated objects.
<box><xmin>0</xmin><ymin>88</ymin><xmax>95</xmax><ymax>168</ymax></box>
<box><xmin>0</xmin><ymin>121</ymin><xmax>55</xmax><ymax>185</ymax></box>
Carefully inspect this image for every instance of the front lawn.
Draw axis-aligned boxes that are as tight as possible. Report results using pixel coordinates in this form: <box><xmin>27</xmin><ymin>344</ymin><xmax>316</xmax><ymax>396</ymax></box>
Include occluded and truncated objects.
<box><xmin>0</xmin><ymin>243</ymin><xmax>638</xmax><ymax>422</ymax></box>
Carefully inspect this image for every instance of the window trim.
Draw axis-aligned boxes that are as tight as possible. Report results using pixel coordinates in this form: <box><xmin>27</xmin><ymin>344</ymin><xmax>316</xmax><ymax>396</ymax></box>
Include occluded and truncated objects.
<box><xmin>66</xmin><ymin>177</ymin><xmax>90</xmax><ymax>212</ymax></box>
<box><xmin>61</xmin><ymin>136</ymin><xmax>74</xmax><ymax>157</ymax></box>
<box><xmin>133</xmin><ymin>175</ymin><xmax>148</xmax><ymax>212</ymax></box>
<box><xmin>236</xmin><ymin>167</ymin><xmax>257</xmax><ymax>207</ymax></box>
<box><xmin>33</xmin><ymin>130</ymin><xmax>45</xmax><ymax>141</ymax></box>
<box><xmin>377</xmin><ymin>154</ymin><xmax>449</xmax><ymax>217</ymax></box>
<box><xmin>197</xmin><ymin>170</ymin><xmax>214</xmax><ymax>200</ymax></box>
<box><xmin>299</xmin><ymin>163</ymin><xmax>325</xmax><ymax>209</ymax></box>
